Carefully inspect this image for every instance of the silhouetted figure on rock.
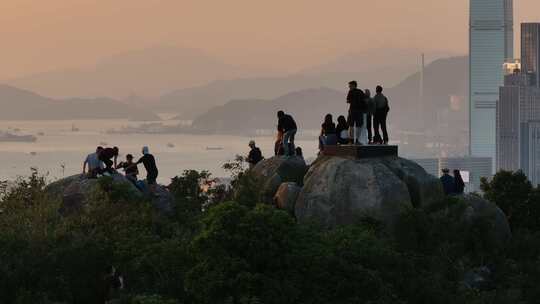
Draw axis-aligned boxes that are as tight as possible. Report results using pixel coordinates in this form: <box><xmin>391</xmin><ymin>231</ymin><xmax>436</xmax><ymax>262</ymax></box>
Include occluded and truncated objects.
<box><xmin>373</xmin><ymin>85</ymin><xmax>390</xmax><ymax>144</ymax></box>
<box><xmin>347</xmin><ymin>81</ymin><xmax>368</xmax><ymax>144</ymax></box>
<box><xmin>319</xmin><ymin>113</ymin><xmax>337</xmax><ymax>150</ymax></box>
<box><xmin>247</xmin><ymin>140</ymin><xmax>263</xmax><ymax>168</ymax></box>
<box><xmin>336</xmin><ymin>115</ymin><xmax>349</xmax><ymax>144</ymax></box>
<box><xmin>98</xmin><ymin>146</ymin><xmax>119</xmax><ymax>174</ymax></box>
<box><xmin>83</xmin><ymin>146</ymin><xmax>104</xmax><ymax>178</ymax></box>
<box><xmin>135</xmin><ymin>146</ymin><xmax>159</xmax><ymax>193</ymax></box>
<box><xmin>365</xmin><ymin>89</ymin><xmax>375</xmax><ymax>144</ymax></box>
<box><xmin>116</xmin><ymin>154</ymin><xmax>138</xmax><ymax>185</ymax></box>
<box><xmin>277</xmin><ymin>110</ymin><xmax>297</xmax><ymax>156</ymax></box>
<box><xmin>440</xmin><ymin>168</ymin><xmax>456</xmax><ymax>195</ymax></box>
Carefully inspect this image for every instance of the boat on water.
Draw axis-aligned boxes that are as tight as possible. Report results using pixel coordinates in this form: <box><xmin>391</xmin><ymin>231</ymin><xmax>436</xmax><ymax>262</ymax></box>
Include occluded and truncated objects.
<box><xmin>0</xmin><ymin>132</ymin><xmax>37</xmax><ymax>143</ymax></box>
<box><xmin>167</xmin><ymin>143</ymin><xmax>175</xmax><ymax>148</ymax></box>
<box><xmin>206</xmin><ymin>146</ymin><xmax>224</xmax><ymax>151</ymax></box>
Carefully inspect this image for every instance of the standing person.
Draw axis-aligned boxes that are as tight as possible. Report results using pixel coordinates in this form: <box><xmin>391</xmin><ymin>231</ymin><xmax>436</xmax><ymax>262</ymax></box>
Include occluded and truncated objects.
<box><xmin>135</xmin><ymin>146</ymin><xmax>159</xmax><ymax>193</ymax></box>
<box><xmin>454</xmin><ymin>169</ymin><xmax>465</xmax><ymax>194</ymax></box>
<box><xmin>247</xmin><ymin>140</ymin><xmax>263</xmax><ymax>168</ymax></box>
<box><xmin>365</xmin><ymin>89</ymin><xmax>375</xmax><ymax>144</ymax></box>
<box><xmin>346</xmin><ymin>81</ymin><xmax>367</xmax><ymax>144</ymax></box>
<box><xmin>373</xmin><ymin>85</ymin><xmax>390</xmax><ymax>144</ymax></box>
<box><xmin>277</xmin><ymin>110</ymin><xmax>298</xmax><ymax>156</ymax></box>
<box><xmin>440</xmin><ymin>168</ymin><xmax>456</xmax><ymax>195</ymax></box>
<box><xmin>319</xmin><ymin>113</ymin><xmax>337</xmax><ymax>150</ymax></box>
<box><xmin>98</xmin><ymin>146</ymin><xmax>119</xmax><ymax>174</ymax></box>
<box><xmin>83</xmin><ymin>146</ymin><xmax>104</xmax><ymax>178</ymax></box>
<box><xmin>336</xmin><ymin>115</ymin><xmax>349</xmax><ymax>145</ymax></box>
<box><xmin>116</xmin><ymin>154</ymin><xmax>138</xmax><ymax>185</ymax></box>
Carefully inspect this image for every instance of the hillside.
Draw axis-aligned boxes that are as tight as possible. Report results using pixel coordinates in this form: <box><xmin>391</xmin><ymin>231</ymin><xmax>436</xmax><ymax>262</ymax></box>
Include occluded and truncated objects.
<box><xmin>191</xmin><ymin>56</ymin><xmax>468</xmax><ymax>135</ymax></box>
<box><xmin>191</xmin><ymin>88</ymin><xmax>343</xmax><ymax>134</ymax></box>
<box><xmin>155</xmin><ymin>49</ymin><xmax>454</xmax><ymax>119</ymax></box>
<box><xmin>0</xmin><ymin>85</ymin><xmax>159</xmax><ymax>121</ymax></box>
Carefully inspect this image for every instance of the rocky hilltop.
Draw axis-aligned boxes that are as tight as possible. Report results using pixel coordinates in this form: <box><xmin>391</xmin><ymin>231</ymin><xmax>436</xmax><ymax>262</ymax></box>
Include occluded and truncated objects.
<box><xmin>46</xmin><ymin>173</ymin><xmax>173</xmax><ymax>215</ymax></box>
<box><xmin>251</xmin><ymin>154</ymin><xmax>511</xmax><ymax>245</ymax></box>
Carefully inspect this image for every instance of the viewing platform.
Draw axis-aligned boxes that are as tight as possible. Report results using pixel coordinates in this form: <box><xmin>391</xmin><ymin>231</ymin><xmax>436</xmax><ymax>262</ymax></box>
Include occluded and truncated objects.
<box><xmin>322</xmin><ymin>144</ymin><xmax>398</xmax><ymax>159</ymax></box>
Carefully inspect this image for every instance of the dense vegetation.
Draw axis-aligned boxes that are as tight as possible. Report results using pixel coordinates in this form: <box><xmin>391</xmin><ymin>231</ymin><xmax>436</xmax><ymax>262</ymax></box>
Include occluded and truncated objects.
<box><xmin>0</xmin><ymin>167</ymin><xmax>539</xmax><ymax>304</ymax></box>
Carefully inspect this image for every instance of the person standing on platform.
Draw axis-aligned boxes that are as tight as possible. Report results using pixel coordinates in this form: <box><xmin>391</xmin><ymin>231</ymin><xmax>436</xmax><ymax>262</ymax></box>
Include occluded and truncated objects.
<box><xmin>346</xmin><ymin>81</ymin><xmax>367</xmax><ymax>145</ymax></box>
<box><xmin>373</xmin><ymin>85</ymin><xmax>390</xmax><ymax>145</ymax></box>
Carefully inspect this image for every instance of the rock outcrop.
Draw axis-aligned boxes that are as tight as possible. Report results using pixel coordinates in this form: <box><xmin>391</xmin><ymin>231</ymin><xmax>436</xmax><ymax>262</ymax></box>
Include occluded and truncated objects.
<box><xmin>273</xmin><ymin>182</ymin><xmax>301</xmax><ymax>215</ymax></box>
<box><xmin>295</xmin><ymin>156</ymin><xmax>417</xmax><ymax>228</ymax></box>
<box><xmin>46</xmin><ymin>174</ymin><xmax>173</xmax><ymax>215</ymax></box>
<box><xmin>250</xmin><ymin>156</ymin><xmax>309</xmax><ymax>204</ymax></box>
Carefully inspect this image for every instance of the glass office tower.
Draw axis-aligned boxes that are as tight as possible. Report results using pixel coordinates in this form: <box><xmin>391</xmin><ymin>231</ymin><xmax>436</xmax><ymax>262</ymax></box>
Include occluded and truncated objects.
<box><xmin>522</xmin><ymin>23</ymin><xmax>540</xmax><ymax>87</ymax></box>
<box><xmin>469</xmin><ymin>0</ymin><xmax>514</xmax><ymax>172</ymax></box>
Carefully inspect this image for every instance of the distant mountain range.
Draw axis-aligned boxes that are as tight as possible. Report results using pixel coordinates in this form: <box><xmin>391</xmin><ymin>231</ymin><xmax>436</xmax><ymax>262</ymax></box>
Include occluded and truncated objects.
<box><xmin>155</xmin><ymin>49</ymin><xmax>454</xmax><ymax>119</ymax></box>
<box><xmin>5</xmin><ymin>46</ymin><xmax>249</xmax><ymax>99</ymax></box>
<box><xmin>191</xmin><ymin>56</ymin><xmax>468</xmax><ymax>135</ymax></box>
<box><xmin>0</xmin><ymin>85</ymin><xmax>159</xmax><ymax>121</ymax></box>
<box><xmin>3</xmin><ymin>45</ymin><xmax>453</xmax><ymax>118</ymax></box>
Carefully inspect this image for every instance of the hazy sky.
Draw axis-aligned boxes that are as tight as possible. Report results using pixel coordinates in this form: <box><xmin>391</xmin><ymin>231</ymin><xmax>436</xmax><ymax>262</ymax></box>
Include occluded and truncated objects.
<box><xmin>1</xmin><ymin>0</ymin><xmax>540</xmax><ymax>79</ymax></box>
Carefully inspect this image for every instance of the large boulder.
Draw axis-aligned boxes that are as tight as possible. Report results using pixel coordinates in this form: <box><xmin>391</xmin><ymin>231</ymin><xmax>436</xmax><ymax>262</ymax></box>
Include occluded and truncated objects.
<box><xmin>250</xmin><ymin>156</ymin><xmax>309</xmax><ymax>204</ymax></box>
<box><xmin>273</xmin><ymin>182</ymin><xmax>302</xmax><ymax>214</ymax></box>
<box><xmin>46</xmin><ymin>174</ymin><xmax>173</xmax><ymax>215</ymax></box>
<box><xmin>295</xmin><ymin>156</ymin><xmax>414</xmax><ymax>228</ymax></box>
<box><xmin>380</xmin><ymin>157</ymin><xmax>444</xmax><ymax>208</ymax></box>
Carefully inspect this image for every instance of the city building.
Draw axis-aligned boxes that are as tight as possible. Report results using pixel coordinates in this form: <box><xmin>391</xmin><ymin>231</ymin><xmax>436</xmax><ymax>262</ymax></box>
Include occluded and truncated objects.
<box><xmin>469</xmin><ymin>0</ymin><xmax>514</xmax><ymax>172</ymax></box>
<box><xmin>521</xmin><ymin>23</ymin><xmax>540</xmax><ymax>87</ymax></box>
<box><xmin>521</xmin><ymin>121</ymin><xmax>540</xmax><ymax>185</ymax></box>
<box><xmin>496</xmin><ymin>23</ymin><xmax>540</xmax><ymax>185</ymax></box>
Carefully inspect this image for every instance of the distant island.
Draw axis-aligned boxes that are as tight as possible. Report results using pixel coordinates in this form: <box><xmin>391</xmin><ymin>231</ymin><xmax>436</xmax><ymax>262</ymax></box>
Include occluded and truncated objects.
<box><xmin>0</xmin><ymin>84</ymin><xmax>160</xmax><ymax>121</ymax></box>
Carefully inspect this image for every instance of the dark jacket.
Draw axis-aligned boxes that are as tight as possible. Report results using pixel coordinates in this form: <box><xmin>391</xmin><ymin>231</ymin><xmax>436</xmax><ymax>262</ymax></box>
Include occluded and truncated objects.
<box><xmin>321</xmin><ymin>122</ymin><xmax>336</xmax><ymax>135</ymax></box>
<box><xmin>278</xmin><ymin>114</ymin><xmax>297</xmax><ymax>132</ymax></box>
<box><xmin>99</xmin><ymin>148</ymin><xmax>118</xmax><ymax>161</ymax></box>
<box><xmin>374</xmin><ymin>93</ymin><xmax>389</xmax><ymax>112</ymax></box>
<box><xmin>347</xmin><ymin>88</ymin><xmax>367</xmax><ymax>113</ymax></box>
<box><xmin>136</xmin><ymin>154</ymin><xmax>158</xmax><ymax>177</ymax></box>
<box><xmin>440</xmin><ymin>174</ymin><xmax>456</xmax><ymax>195</ymax></box>
<box><xmin>248</xmin><ymin>147</ymin><xmax>263</xmax><ymax>165</ymax></box>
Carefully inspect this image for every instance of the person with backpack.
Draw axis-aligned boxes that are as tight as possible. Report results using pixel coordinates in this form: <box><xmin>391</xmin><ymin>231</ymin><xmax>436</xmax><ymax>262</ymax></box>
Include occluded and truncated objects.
<box><xmin>247</xmin><ymin>140</ymin><xmax>263</xmax><ymax>168</ymax></box>
<box><xmin>346</xmin><ymin>81</ymin><xmax>367</xmax><ymax>145</ymax></box>
<box><xmin>373</xmin><ymin>85</ymin><xmax>390</xmax><ymax>144</ymax></box>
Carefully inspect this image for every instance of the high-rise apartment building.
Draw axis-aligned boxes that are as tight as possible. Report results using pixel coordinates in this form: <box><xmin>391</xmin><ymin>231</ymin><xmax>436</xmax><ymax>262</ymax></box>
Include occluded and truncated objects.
<box><xmin>470</xmin><ymin>0</ymin><xmax>514</xmax><ymax>172</ymax></box>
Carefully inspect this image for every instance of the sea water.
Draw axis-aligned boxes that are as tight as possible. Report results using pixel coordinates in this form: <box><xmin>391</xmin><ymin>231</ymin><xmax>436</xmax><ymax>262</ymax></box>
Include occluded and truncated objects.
<box><xmin>0</xmin><ymin>119</ymin><xmax>318</xmax><ymax>183</ymax></box>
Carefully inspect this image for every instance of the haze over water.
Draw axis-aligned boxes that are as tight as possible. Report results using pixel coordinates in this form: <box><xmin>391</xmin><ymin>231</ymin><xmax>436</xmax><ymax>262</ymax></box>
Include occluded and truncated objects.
<box><xmin>0</xmin><ymin>119</ymin><xmax>318</xmax><ymax>182</ymax></box>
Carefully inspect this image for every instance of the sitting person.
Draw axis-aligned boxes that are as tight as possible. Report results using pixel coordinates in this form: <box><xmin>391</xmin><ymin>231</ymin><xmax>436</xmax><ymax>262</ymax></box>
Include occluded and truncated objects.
<box><xmin>247</xmin><ymin>140</ymin><xmax>263</xmax><ymax>168</ymax></box>
<box><xmin>336</xmin><ymin>115</ymin><xmax>349</xmax><ymax>145</ymax></box>
<box><xmin>98</xmin><ymin>146</ymin><xmax>119</xmax><ymax>174</ymax></box>
<box><xmin>116</xmin><ymin>154</ymin><xmax>138</xmax><ymax>184</ymax></box>
<box><xmin>83</xmin><ymin>146</ymin><xmax>104</xmax><ymax>178</ymax></box>
<box><xmin>319</xmin><ymin>114</ymin><xmax>337</xmax><ymax>150</ymax></box>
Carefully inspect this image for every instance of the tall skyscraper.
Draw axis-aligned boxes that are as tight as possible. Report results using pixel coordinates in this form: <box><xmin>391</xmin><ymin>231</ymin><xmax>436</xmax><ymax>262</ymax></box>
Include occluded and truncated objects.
<box><xmin>469</xmin><ymin>0</ymin><xmax>514</xmax><ymax>172</ymax></box>
<box><xmin>521</xmin><ymin>23</ymin><xmax>540</xmax><ymax>87</ymax></box>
